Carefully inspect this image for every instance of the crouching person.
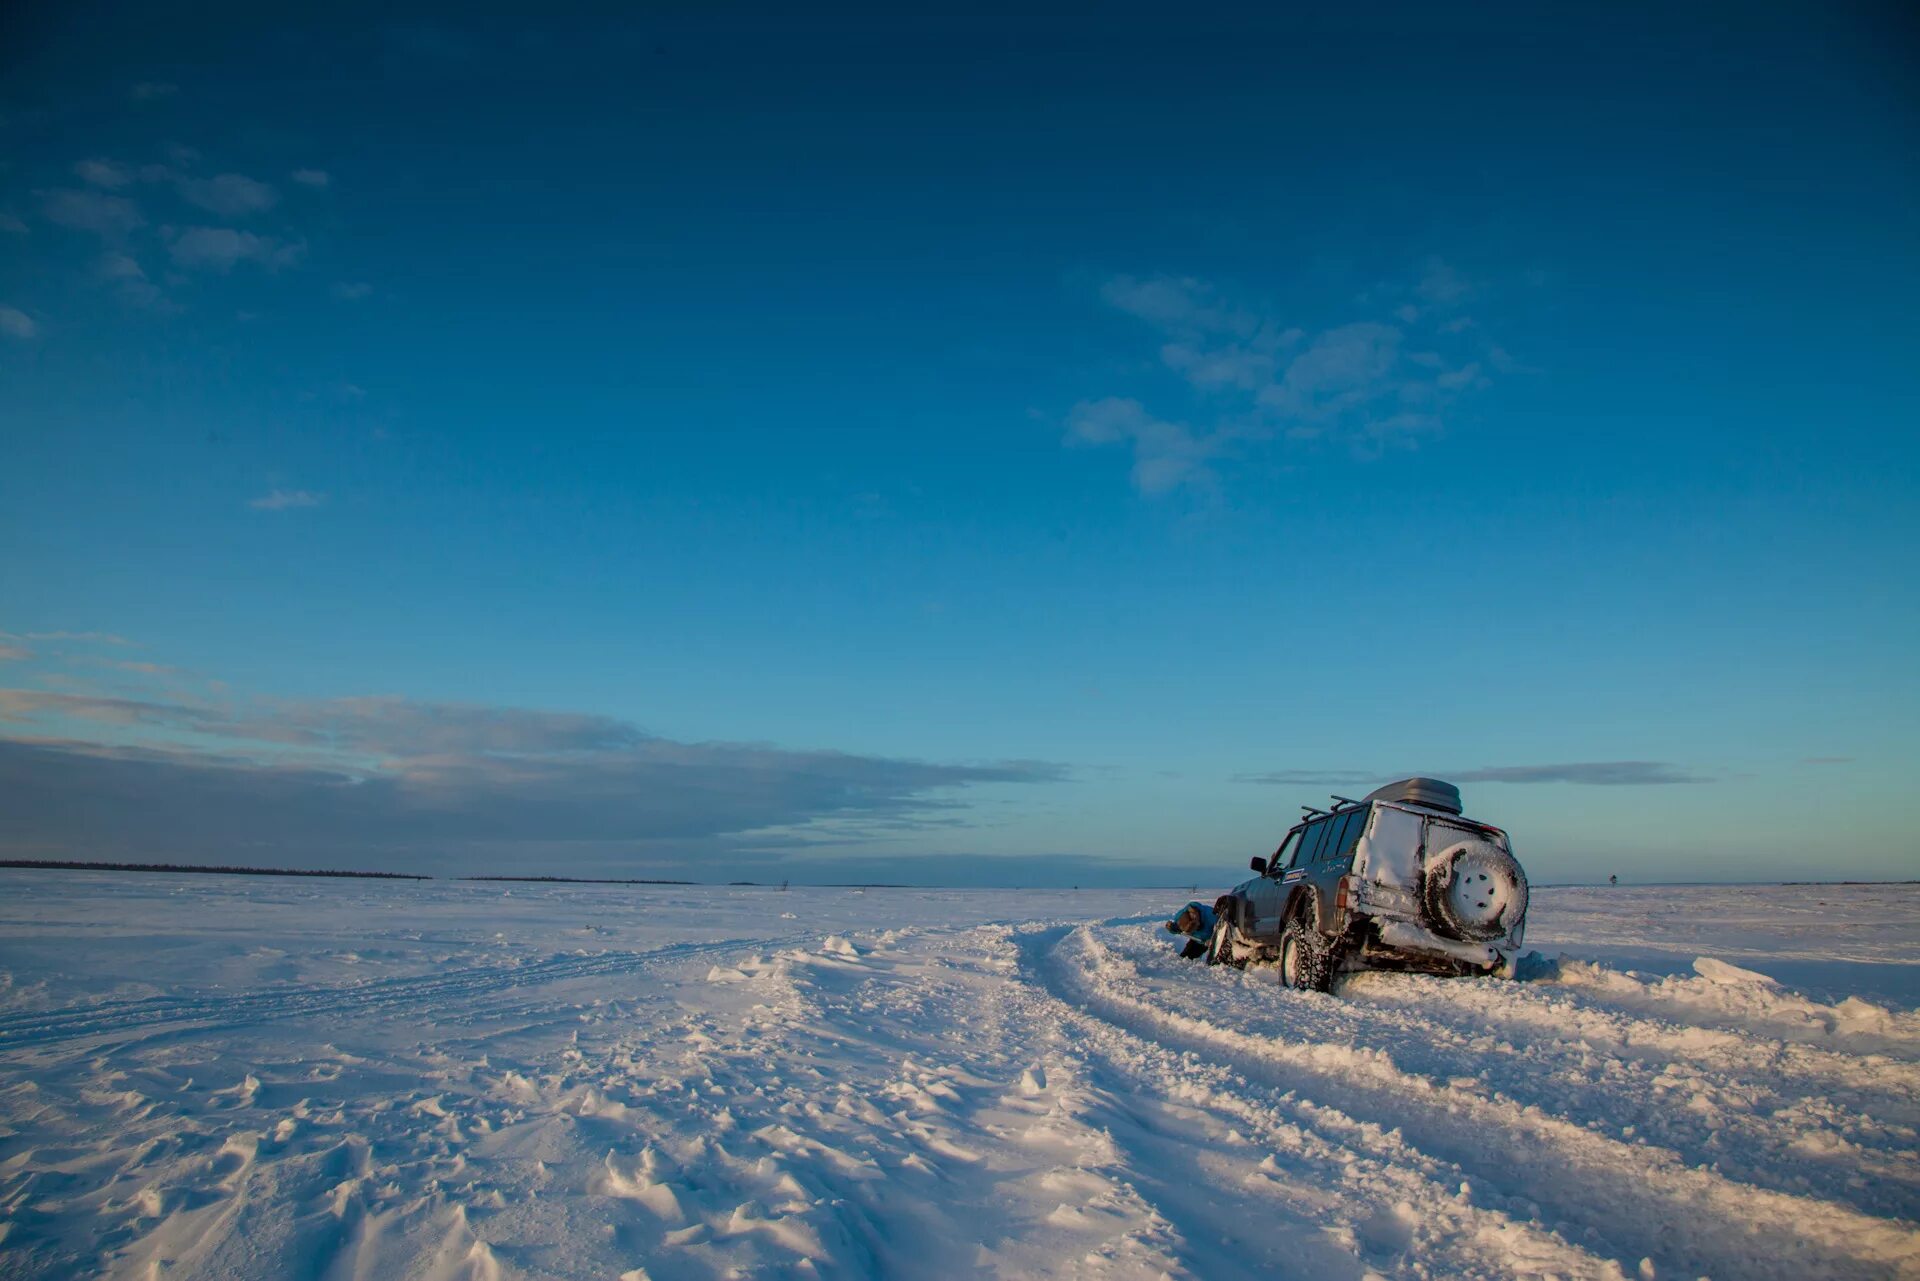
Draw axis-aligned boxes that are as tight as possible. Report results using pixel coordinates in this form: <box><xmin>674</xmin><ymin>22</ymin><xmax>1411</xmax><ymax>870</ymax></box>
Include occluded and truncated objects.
<box><xmin>1164</xmin><ymin>900</ymin><xmax>1216</xmax><ymax>960</ymax></box>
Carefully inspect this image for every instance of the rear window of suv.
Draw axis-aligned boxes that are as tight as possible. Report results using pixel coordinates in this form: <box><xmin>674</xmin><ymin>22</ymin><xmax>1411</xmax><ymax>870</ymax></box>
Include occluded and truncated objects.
<box><xmin>1321</xmin><ymin>807</ymin><xmax>1369</xmax><ymax>862</ymax></box>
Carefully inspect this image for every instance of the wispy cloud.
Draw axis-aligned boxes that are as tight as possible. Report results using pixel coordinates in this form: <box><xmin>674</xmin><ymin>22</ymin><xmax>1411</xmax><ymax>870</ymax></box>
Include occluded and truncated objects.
<box><xmin>248</xmin><ymin>489</ymin><xmax>325</xmax><ymax>511</ymax></box>
<box><xmin>94</xmin><ymin>252</ymin><xmax>166</xmax><ymax>309</ymax></box>
<box><xmin>1233</xmin><ymin>769</ymin><xmax>1385</xmax><ymax>787</ymax></box>
<box><xmin>0</xmin><ymin>214</ymin><xmax>26</xmax><ymax>235</ymax></box>
<box><xmin>74</xmin><ymin>158</ymin><xmax>135</xmax><ymax>189</ymax></box>
<box><xmin>93</xmin><ymin>660</ymin><xmax>178</xmax><ymax>676</ymax></box>
<box><xmin>0</xmin><ymin>688</ymin><xmax>1069</xmax><ymax>874</ymax></box>
<box><xmin>19</xmin><ymin>631</ymin><xmax>135</xmax><ymax>646</ymax></box>
<box><xmin>0</xmin><ymin>306</ymin><xmax>38</xmax><ymax>340</ymax></box>
<box><xmin>174</xmin><ymin>172</ymin><xmax>278</xmax><ymax>218</ymax></box>
<box><xmin>1452</xmin><ymin>762</ymin><xmax>1707</xmax><ymax>785</ymax></box>
<box><xmin>332</xmin><ymin>281</ymin><xmax>373</xmax><ymax>301</ymax></box>
<box><xmin>0</xmin><ymin>644</ymin><xmax>30</xmax><ymax>662</ymax></box>
<box><xmin>1802</xmin><ymin>756</ymin><xmax>1854</xmax><ymax>765</ymax></box>
<box><xmin>1065</xmin><ymin>398</ymin><xmax>1215</xmax><ymax>496</ymax></box>
<box><xmin>291</xmin><ymin>169</ymin><xmax>330</xmax><ymax>188</ymax></box>
<box><xmin>130</xmin><ymin>82</ymin><xmax>178</xmax><ymax>101</ymax></box>
<box><xmin>167</xmin><ymin>226</ymin><xmax>304</xmax><ymax>273</ymax></box>
<box><xmin>39</xmin><ymin>188</ymin><xmax>144</xmax><ymax>238</ymax></box>
<box><xmin>1415</xmin><ymin>256</ymin><xmax>1477</xmax><ymax>307</ymax></box>
<box><xmin>1236</xmin><ymin>761</ymin><xmax>1707</xmax><ymax>787</ymax></box>
<box><xmin>1073</xmin><ymin>261</ymin><xmax>1508</xmax><ymax>493</ymax></box>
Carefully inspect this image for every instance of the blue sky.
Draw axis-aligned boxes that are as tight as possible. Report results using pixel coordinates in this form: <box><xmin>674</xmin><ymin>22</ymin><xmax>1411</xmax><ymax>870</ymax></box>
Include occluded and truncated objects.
<box><xmin>2</xmin><ymin>3</ymin><xmax>1916</xmax><ymax>884</ymax></box>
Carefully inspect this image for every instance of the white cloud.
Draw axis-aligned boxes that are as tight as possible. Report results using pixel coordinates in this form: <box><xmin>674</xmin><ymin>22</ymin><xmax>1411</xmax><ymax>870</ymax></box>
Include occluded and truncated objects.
<box><xmin>248</xmin><ymin>489</ymin><xmax>325</xmax><ymax>511</ymax></box>
<box><xmin>130</xmin><ymin>82</ymin><xmax>178</xmax><ymax>101</ymax></box>
<box><xmin>96</xmin><ymin>252</ymin><xmax>145</xmax><ymax>281</ymax></box>
<box><xmin>1066</xmin><ymin>397</ymin><xmax>1216</xmax><ymax>496</ymax></box>
<box><xmin>1454</xmin><ymin>762</ymin><xmax>1706</xmax><ymax>785</ymax></box>
<box><xmin>21</xmin><ymin>631</ymin><xmax>135</xmax><ymax>646</ymax></box>
<box><xmin>0</xmin><ymin>643</ymin><xmax>30</xmax><ymax>661</ymax></box>
<box><xmin>175</xmin><ymin>172</ymin><xmax>278</xmax><ymax>217</ymax></box>
<box><xmin>1416</xmin><ymin>257</ymin><xmax>1476</xmax><ymax>306</ymax></box>
<box><xmin>1101</xmin><ymin>274</ymin><xmax>1255</xmax><ymax>336</ymax></box>
<box><xmin>291</xmin><ymin>169</ymin><xmax>330</xmax><ymax>188</ymax></box>
<box><xmin>1262</xmin><ymin>322</ymin><xmax>1403</xmax><ymax>414</ymax></box>
<box><xmin>0</xmin><ymin>306</ymin><xmax>38</xmax><ymax>340</ymax></box>
<box><xmin>74</xmin><ymin>158</ymin><xmax>135</xmax><ymax>189</ymax></box>
<box><xmin>39</xmin><ymin>188</ymin><xmax>144</xmax><ymax>238</ymax></box>
<box><xmin>1159</xmin><ymin>340</ymin><xmax>1281</xmax><ymax>392</ymax></box>
<box><xmin>0</xmin><ymin>214</ymin><xmax>25</xmax><ymax>235</ymax></box>
<box><xmin>94</xmin><ymin>253</ymin><xmax>165</xmax><ymax>308</ymax></box>
<box><xmin>331</xmin><ymin>281</ymin><xmax>373</xmax><ymax>300</ymax></box>
<box><xmin>1073</xmin><ymin>263</ymin><xmax>1514</xmax><ymax>490</ymax></box>
<box><xmin>167</xmin><ymin>226</ymin><xmax>304</xmax><ymax>273</ymax></box>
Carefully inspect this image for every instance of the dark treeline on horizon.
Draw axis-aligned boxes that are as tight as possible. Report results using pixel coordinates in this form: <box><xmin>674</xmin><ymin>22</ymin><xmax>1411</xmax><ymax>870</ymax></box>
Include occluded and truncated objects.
<box><xmin>0</xmin><ymin>859</ymin><xmax>429</xmax><ymax>880</ymax></box>
<box><xmin>465</xmin><ymin>875</ymin><xmax>696</xmax><ymax>885</ymax></box>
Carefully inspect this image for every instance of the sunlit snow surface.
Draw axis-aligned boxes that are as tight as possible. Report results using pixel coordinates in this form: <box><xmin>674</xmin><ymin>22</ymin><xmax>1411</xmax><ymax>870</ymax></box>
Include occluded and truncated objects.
<box><xmin>1</xmin><ymin>874</ymin><xmax>1916</xmax><ymax>1280</ymax></box>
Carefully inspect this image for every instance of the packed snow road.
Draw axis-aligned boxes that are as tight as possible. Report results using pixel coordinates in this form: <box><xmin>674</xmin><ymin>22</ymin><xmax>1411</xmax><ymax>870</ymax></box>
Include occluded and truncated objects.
<box><xmin>0</xmin><ymin>875</ymin><xmax>1916</xmax><ymax>1280</ymax></box>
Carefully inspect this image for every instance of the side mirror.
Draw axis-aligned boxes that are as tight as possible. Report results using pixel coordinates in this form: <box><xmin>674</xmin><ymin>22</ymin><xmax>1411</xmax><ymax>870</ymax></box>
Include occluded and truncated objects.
<box><xmin>1250</xmin><ymin>856</ymin><xmax>1267</xmax><ymax>873</ymax></box>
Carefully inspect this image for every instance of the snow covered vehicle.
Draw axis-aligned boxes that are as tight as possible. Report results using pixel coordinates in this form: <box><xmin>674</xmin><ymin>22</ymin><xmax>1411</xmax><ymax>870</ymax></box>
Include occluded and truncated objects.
<box><xmin>1208</xmin><ymin>777</ymin><xmax>1529</xmax><ymax>990</ymax></box>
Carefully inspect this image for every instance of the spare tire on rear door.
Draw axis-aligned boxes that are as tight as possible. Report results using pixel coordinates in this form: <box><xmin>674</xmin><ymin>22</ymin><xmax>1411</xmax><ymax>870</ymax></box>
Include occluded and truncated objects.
<box><xmin>1422</xmin><ymin>839</ymin><xmax>1528</xmax><ymax>941</ymax></box>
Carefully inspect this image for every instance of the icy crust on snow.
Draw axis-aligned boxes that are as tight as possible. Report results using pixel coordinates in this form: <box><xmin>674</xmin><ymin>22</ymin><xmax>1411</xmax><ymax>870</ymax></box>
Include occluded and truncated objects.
<box><xmin>0</xmin><ymin>873</ymin><xmax>1916</xmax><ymax>1280</ymax></box>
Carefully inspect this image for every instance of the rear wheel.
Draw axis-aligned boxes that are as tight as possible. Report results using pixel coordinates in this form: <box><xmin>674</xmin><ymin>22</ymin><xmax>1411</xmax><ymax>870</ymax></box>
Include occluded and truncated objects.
<box><xmin>1277</xmin><ymin>913</ymin><xmax>1334</xmax><ymax>992</ymax></box>
<box><xmin>1207</xmin><ymin>913</ymin><xmax>1245</xmax><ymax>969</ymax></box>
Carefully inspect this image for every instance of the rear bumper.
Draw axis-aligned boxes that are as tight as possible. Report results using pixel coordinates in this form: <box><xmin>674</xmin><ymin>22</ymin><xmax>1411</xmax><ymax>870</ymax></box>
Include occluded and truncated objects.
<box><xmin>1345</xmin><ymin>877</ymin><xmax>1523</xmax><ymax>976</ymax></box>
<box><xmin>1366</xmin><ymin>920</ymin><xmax>1520</xmax><ymax>976</ymax></box>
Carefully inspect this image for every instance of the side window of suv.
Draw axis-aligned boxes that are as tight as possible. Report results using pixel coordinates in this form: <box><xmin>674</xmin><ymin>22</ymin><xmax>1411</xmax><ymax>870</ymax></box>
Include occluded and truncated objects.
<box><xmin>1315</xmin><ymin>810</ymin><xmax>1350</xmax><ymax>862</ymax></box>
<box><xmin>1295</xmin><ymin>818</ymin><xmax>1330</xmax><ymax>867</ymax></box>
<box><xmin>1268</xmin><ymin>828</ymin><xmax>1300</xmax><ymax>874</ymax></box>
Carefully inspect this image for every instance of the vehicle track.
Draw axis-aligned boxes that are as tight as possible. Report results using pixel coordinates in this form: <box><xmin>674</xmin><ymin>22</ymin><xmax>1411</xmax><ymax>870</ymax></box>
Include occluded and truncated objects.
<box><xmin>1028</xmin><ymin>921</ymin><xmax>1920</xmax><ymax>1281</ymax></box>
<box><xmin>1082</xmin><ymin>924</ymin><xmax>1920</xmax><ymax>1218</ymax></box>
<box><xmin>984</xmin><ymin>924</ymin><xmax>1621</xmax><ymax>1279</ymax></box>
<box><xmin>0</xmin><ymin>932</ymin><xmax>817</xmax><ymax>1053</ymax></box>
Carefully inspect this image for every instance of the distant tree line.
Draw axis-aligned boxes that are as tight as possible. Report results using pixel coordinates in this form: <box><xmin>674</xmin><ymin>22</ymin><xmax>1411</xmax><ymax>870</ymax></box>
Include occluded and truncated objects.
<box><xmin>465</xmin><ymin>875</ymin><xmax>695</xmax><ymax>885</ymax></box>
<box><xmin>1</xmin><ymin>861</ymin><xmax>1022</xmax><ymax>888</ymax></box>
<box><xmin>0</xmin><ymin>859</ymin><xmax>428</xmax><ymax>880</ymax></box>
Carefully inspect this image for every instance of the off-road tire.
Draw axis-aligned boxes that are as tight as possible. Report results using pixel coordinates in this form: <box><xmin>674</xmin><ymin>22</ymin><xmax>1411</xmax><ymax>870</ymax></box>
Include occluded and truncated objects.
<box><xmin>1277</xmin><ymin>913</ymin><xmax>1334</xmax><ymax>992</ymax></box>
<box><xmin>1207</xmin><ymin>913</ymin><xmax>1246</xmax><ymax>970</ymax></box>
<box><xmin>1423</xmin><ymin>840</ymin><xmax>1530</xmax><ymax>943</ymax></box>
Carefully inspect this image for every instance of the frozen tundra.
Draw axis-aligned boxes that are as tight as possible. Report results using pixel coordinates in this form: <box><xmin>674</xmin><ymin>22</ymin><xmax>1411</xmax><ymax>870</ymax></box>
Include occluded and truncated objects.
<box><xmin>1209</xmin><ymin>777</ymin><xmax>1530</xmax><ymax>990</ymax></box>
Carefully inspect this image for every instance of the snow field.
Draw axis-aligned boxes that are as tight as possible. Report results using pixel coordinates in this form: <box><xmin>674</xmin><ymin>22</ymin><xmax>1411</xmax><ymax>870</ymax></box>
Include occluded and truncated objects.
<box><xmin>0</xmin><ymin>875</ymin><xmax>1916</xmax><ymax>1279</ymax></box>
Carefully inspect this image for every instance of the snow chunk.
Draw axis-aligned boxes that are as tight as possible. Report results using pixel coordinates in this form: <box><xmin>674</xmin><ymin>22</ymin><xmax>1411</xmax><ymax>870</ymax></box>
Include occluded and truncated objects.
<box><xmin>1693</xmin><ymin>957</ymin><xmax>1779</xmax><ymax>986</ymax></box>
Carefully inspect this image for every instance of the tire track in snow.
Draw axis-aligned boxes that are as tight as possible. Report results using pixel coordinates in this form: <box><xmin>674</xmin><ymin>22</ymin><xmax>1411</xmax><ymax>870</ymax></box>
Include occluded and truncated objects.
<box><xmin>1034</xmin><ymin>922</ymin><xmax>1920</xmax><ymax>1281</ymax></box>
<box><xmin>1088</xmin><ymin>924</ymin><xmax>1920</xmax><ymax>1219</ymax></box>
<box><xmin>0</xmin><ymin>933</ymin><xmax>817</xmax><ymax>1053</ymax></box>
<box><xmin>1347</xmin><ymin>967</ymin><xmax>1920</xmax><ymax>1099</ymax></box>
<box><xmin>989</xmin><ymin>924</ymin><xmax>1625</xmax><ymax>1281</ymax></box>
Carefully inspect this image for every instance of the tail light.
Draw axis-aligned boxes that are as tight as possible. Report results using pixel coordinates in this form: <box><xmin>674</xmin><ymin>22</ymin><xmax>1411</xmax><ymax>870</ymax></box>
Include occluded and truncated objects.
<box><xmin>1335</xmin><ymin>876</ymin><xmax>1355</xmax><ymax>915</ymax></box>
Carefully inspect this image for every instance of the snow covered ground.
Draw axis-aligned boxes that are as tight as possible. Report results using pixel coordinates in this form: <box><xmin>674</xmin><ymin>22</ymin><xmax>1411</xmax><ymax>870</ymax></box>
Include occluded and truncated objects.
<box><xmin>1</xmin><ymin>873</ymin><xmax>1916</xmax><ymax>1280</ymax></box>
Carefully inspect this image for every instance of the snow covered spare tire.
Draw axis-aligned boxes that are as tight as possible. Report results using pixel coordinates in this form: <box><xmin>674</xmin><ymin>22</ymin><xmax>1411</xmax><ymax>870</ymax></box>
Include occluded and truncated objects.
<box><xmin>1422</xmin><ymin>840</ymin><xmax>1528</xmax><ymax>942</ymax></box>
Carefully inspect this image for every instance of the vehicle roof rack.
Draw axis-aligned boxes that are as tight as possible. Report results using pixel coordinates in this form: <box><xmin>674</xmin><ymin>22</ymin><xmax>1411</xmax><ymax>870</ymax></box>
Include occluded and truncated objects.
<box><xmin>1300</xmin><ymin>805</ymin><xmax>1327</xmax><ymax>819</ymax></box>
